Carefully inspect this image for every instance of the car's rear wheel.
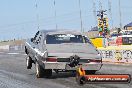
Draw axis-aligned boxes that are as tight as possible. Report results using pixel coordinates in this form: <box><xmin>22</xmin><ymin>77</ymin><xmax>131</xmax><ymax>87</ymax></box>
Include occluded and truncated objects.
<box><xmin>26</xmin><ymin>57</ymin><xmax>32</xmax><ymax>69</ymax></box>
<box><xmin>43</xmin><ymin>69</ymin><xmax>52</xmax><ymax>78</ymax></box>
<box><xmin>35</xmin><ymin>62</ymin><xmax>52</xmax><ymax>78</ymax></box>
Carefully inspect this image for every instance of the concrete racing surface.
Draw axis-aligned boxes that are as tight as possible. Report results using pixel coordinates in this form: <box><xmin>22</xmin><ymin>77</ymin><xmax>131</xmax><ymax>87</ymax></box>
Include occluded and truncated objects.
<box><xmin>0</xmin><ymin>50</ymin><xmax>132</xmax><ymax>88</ymax></box>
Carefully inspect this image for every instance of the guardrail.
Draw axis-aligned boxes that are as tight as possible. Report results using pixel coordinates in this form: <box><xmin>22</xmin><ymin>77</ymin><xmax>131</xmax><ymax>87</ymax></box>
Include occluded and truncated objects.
<box><xmin>0</xmin><ymin>40</ymin><xmax>25</xmax><ymax>51</ymax></box>
<box><xmin>0</xmin><ymin>45</ymin><xmax>9</xmax><ymax>51</ymax></box>
<box><xmin>9</xmin><ymin>44</ymin><xmax>24</xmax><ymax>51</ymax></box>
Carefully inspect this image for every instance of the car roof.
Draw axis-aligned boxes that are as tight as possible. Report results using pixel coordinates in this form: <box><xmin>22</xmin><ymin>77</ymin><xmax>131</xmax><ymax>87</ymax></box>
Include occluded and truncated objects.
<box><xmin>40</xmin><ymin>29</ymin><xmax>83</xmax><ymax>35</ymax></box>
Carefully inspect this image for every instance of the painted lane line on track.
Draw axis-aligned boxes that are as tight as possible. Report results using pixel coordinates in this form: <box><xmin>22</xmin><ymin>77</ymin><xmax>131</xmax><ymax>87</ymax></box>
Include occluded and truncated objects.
<box><xmin>23</xmin><ymin>53</ymin><xmax>26</xmax><ymax>55</ymax></box>
<box><xmin>0</xmin><ymin>52</ymin><xmax>4</xmax><ymax>53</ymax></box>
<box><xmin>4</xmin><ymin>52</ymin><xmax>27</xmax><ymax>56</ymax></box>
<box><xmin>7</xmin><ymin>53</ymin><xmax>20</xmax><ymax>55</ymax></box>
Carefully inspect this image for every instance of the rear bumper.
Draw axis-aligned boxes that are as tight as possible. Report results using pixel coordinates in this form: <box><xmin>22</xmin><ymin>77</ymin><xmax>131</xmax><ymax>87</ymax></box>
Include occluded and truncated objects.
<box><xmin>42</xmin><ymin>61</ymin><xmax>103</xmax><ymax>71</ymax></box>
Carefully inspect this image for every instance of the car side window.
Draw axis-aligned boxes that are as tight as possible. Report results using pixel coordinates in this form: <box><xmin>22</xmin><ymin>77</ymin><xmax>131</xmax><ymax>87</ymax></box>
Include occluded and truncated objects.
<box><xmin>34</xmin><ymin>31</ymin><xmax>39</xmax><ymax>39</ymax></box>
<box><xmin>83</xmin><ymin>36</ymin><xmax>92</xmax><ymax>44</ymax></box>
<box><xmin>37</xmin><ymin>34</ymin><xmax>42</xmax><ymax>44</ymax></box>
<box><xmin>33</xmin><ymin>31</ymin><xmax>40</xmax><ymax>44</ymax></box>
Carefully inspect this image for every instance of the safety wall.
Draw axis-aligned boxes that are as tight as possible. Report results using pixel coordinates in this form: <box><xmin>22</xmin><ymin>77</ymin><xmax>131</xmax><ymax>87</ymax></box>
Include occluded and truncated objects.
<box><xmin>9</xmin><ymin>44</ymin><xmax>24</xmax><ymax>51</ymax></box>
<box><xmin>98</xmin><ymin>45</ymin><xmax>132</xmax><ymax>63</ymax></box>
<box><xmin>0</xmin><ymin>45</ymin><xmax>9</xmax><ymax>51</ymax></box>
<box><xmin>0</xmin><ymin>44</ymin><xmax>24</xmax><ymax>51</ymax></box>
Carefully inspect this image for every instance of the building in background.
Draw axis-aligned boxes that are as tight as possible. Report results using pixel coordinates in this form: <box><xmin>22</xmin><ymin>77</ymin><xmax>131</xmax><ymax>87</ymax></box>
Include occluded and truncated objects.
<box><xmin>124</xmin><ymin>22</ymin><xmax>132</xmax><ymax>30</ymax></box>
<box><xmin>86</xmin><ymin>26</ymin><xmax>99</xmax><ymax>38</ymax></box>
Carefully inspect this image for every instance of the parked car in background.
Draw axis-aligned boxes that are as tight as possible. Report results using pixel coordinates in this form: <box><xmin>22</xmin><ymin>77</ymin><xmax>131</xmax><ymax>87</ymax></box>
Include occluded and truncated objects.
<box><xmin>109</xmin><ymin>30</ymin><xmax>132</xmax><ymax>45</ymax></box>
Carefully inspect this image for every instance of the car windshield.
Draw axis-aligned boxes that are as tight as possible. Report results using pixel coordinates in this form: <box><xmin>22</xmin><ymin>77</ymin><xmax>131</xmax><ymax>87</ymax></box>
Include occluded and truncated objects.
<box><xmin>46</xmin><ymin>34</ymin><xmax>89</xmax><ymax>44</ymax></box>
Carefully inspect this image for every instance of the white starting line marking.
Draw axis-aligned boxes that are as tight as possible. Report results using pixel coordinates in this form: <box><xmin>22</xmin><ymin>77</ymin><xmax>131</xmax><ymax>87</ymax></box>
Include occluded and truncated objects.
<box><xmin>0</xmin><ymin>52</ymin><xmax>27</xmax><ymax>55</ymax></box>
<box><xmin>7</xmin><ymin>53</ymin><xmax>20</xmax><ymax>55</ymax></box>
<box><xmin>7</xmin><ymin>53</ymin><xmax>27</xmax><ymax>55</ymax></box>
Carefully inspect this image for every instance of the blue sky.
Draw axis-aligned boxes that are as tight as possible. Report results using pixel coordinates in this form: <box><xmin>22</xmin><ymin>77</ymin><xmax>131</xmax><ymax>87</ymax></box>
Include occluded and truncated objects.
<box><xmin>0</xmin><ymin>0</ymin><xmax>132</xmax><ymax>40</ymax></box>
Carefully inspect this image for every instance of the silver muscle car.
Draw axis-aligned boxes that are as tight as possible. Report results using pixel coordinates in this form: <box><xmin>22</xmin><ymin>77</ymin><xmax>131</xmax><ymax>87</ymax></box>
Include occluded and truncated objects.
<box><xmin>25</xmin><ymin>30</ymin><xmax>102</xmax><ymax>78</ymax></box>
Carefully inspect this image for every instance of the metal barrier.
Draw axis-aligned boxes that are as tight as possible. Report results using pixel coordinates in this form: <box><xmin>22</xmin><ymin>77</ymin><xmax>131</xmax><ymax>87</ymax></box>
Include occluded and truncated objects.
<box><xmin>9</xmin><ymin>44</ymin><xmax>24</xmax><ymax>51</ymax></box>
<box><xmin>0</xmin><ymin>45</ymin><xmax>9</xmax><ymax>51</ymax></box>
<box><xmin>0</xmin><ymin>44</ymin><xmax>24</xmax><ymax>51</ymax></box>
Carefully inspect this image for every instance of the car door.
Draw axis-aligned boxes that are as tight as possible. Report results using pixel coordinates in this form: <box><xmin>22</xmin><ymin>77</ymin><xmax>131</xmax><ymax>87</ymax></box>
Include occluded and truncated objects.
<box><xmin>34</xmin><ymin>31</ymin><xmax>45</xmax><ymax>61</ymax></box>
<box><xmin>29</xmin><ymin>31</ymin><xmax>40</xmax><ymax>60</ymax></box>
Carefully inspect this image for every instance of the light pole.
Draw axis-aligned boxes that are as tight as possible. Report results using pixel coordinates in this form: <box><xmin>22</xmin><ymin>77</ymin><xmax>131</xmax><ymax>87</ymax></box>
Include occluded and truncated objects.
<box><xmin>54</xmin><ymin>0</ymin><xmax>58</xmax><ymax>30</ymax></box>
<box><xmin>119</xmin><ymin>0</ymin><xmax>122</xmax><ymax>29</ymax></box>
<box><xmin>78</xmin><ymin>0</ymin><xmax>83</xmax><ymax>32</ymax></box>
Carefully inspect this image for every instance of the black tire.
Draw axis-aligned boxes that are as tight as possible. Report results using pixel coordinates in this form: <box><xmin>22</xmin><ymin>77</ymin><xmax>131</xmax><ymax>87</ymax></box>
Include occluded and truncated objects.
<box><xmin>25</xmin><ymin>47</ymin><xmax>29</xmax><ymax>54</ymax></box>
<box><xmin>76</xmin><ymin>71</ymin><xmax>86</xmax><ymax>85</ymax></box>
<box><xmin>26</xmin><ymin>57</ymin><xmax>32</xmax><ymax>69</ymax></box>
<box><xmin>43</xmin><ymin>69</ymin><xmax>52</xmax><ymax>78</ymax></box>
<box><xmin>85</xmin><ymin>70</ymin><xmax>96</xmax><ymax>75</ymax></box>
<box><xmin>35</xmin><ymin>62</ymin><xmax>52</xmax><ymax>78</ymax></box>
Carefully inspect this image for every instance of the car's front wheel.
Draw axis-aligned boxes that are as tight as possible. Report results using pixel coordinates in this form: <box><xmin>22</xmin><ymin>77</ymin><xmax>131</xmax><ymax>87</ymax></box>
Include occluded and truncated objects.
<box><xmin>26</xmin><ymin>57</ymin><xmax>32</xmax><ymax>69</ymax></box>
<box><xmin>35</xmin><ymin>62</ymin><xmax>52</xmax><ymax>78</ymax></box>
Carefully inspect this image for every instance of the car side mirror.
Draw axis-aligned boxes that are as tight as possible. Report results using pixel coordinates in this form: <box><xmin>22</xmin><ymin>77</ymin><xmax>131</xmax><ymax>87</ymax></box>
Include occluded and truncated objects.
<box><xmin>31</xmin><ymin>38</ymin><xmax>34</xmax><ymax>42</ymax></box>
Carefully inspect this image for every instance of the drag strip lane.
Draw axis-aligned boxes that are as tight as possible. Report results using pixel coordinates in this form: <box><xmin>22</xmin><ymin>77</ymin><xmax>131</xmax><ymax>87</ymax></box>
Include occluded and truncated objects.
<box><xmin>0</xmin><ymin>50</ymin><xmax>132</xmax><ymax>88</ymax></box>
